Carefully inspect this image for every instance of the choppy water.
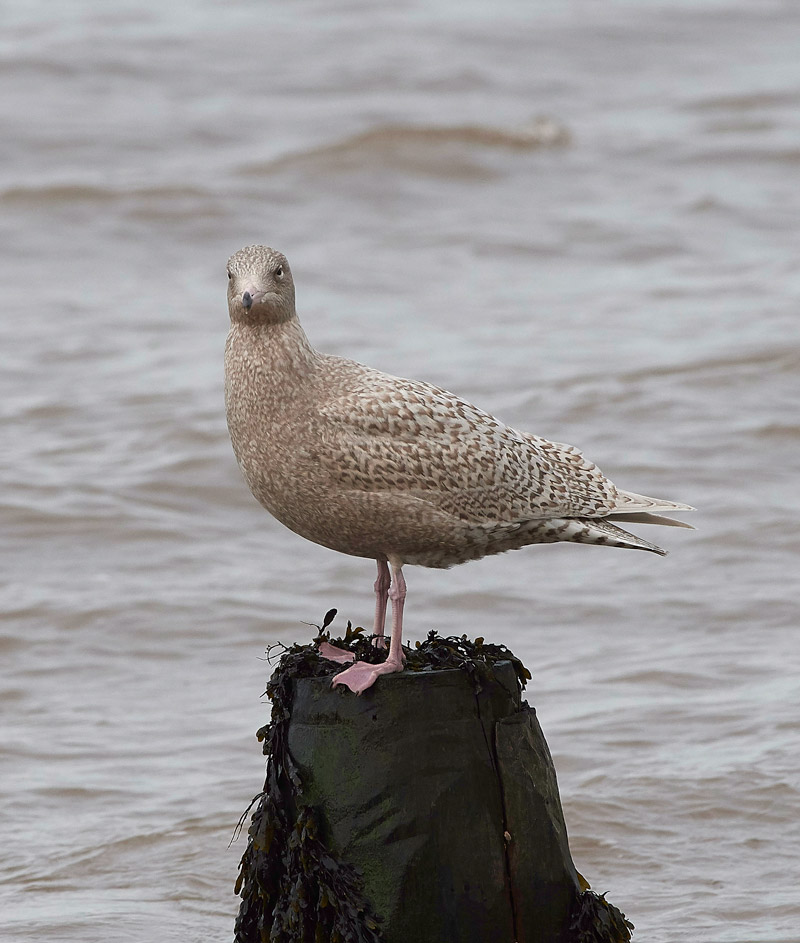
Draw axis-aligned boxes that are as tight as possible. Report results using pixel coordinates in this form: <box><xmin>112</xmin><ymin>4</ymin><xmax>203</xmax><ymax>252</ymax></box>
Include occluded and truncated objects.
<box><xmin>2</xmin><ymin>2</ymin><xmax>799</xmax><ymax>941</ymax></box>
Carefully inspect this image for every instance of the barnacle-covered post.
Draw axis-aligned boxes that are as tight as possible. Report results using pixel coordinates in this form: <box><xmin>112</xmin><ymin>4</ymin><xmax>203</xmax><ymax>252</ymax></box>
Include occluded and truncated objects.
<box><xmin>234</xmin><ymin>629</ymin><xmax>633</xmax><ymax>943</ymax></box>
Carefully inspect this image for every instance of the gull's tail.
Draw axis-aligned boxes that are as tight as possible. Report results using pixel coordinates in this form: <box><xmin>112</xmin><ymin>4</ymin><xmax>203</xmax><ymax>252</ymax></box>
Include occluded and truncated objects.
<box><xmin>567</xmin><ymin>491</ymin><xmax>695</xmax><ymax>556</ymax></box>
<box><xmin>570</xmin><ymin>518</ymin><xmax>671</xmax><ymax>556</ymax></box>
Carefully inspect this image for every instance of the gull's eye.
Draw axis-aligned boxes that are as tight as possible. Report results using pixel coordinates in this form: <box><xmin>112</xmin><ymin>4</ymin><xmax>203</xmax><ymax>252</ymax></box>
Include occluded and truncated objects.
<box><xmin>275</xmin><ymin>266</ymin><xmax>283</xmax><ymax>278</ymax></box>
<box><xmin>227</xmin><ymin>270</ymin><xmax>233</xmax><ymax>280</ymax></box>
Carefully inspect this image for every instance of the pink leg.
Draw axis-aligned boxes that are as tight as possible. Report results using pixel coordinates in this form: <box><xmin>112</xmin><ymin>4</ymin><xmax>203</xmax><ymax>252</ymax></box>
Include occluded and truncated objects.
<box><xmin>332</xmin><ymin>562</ymin><xmax>407</xmax><ymax>694</ymax></box>
<box><xmin>319</xmin><ymin>559</ymin><xmax>390</xmax><ymax>664</ymax></box>
<box><xmin>385</xmin><ymin>565</ymin><xmax>407</xmax><ymax>668</ymax></box>
<box><xmin>372</xmin><ymin>558</ymin><xmax>390</xmax><ymax>650</ymax></box>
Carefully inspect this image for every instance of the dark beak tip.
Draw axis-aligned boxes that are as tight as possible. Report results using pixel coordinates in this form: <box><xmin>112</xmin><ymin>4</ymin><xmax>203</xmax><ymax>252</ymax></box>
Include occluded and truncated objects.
<box><xmin>242</xmin><ymin>291</ymin><xmax>253</xmax><ymax>310</ymax></box>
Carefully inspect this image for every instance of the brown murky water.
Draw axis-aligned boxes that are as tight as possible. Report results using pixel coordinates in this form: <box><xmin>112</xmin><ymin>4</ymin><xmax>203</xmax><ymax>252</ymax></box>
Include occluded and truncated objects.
<box><xmin>2</xmin><ymin>2</ymin><xmax>799</xmax><ymax>940</ymax></box>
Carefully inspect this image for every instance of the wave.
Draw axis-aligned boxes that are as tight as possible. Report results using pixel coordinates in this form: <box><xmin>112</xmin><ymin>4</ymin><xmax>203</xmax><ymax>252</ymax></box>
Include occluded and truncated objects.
<box><xmin>678</xmin><ymin>146</ymin><xmax>800</xmax><ymax>167</ymax></box>
<box><xmin>684</xmin><ymin>90</ymin><xmax>800</xmax><ymax>113</ymax></box>
<box><xmin>0</xmin><ymin>182</ymin><xmax>211</xmax><ymax>206</ymax></box>
<box><xmin>239</xmin><ymin>117</ymin><xmax>570</xmax><ymax>179</ymax></box>
<box><xmin>618</xmin><ymin>344</ymin><xmax>800</xmax><ymax>384</ymax></box>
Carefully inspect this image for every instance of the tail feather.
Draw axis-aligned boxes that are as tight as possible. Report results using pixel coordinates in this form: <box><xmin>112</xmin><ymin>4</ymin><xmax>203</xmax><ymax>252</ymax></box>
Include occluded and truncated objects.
<box><xmin>567</xmin><ymin>518</ymin><xmax>668</xmax><ymax>556</ymax></box>
<box><xmin>609</xmin><ymin>511</ymin><xmax>695</xmax><ymax>529</ymax></box>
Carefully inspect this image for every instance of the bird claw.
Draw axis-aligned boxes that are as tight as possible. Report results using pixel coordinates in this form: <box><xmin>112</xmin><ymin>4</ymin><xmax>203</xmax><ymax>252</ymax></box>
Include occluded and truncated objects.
<box><xmin>331</xmin><ymin>657</ymin><xmax>404</xmax><ymax>694</ymax></box>
<box><xmin>318</xmin><ymin>641</ymin><xmax>356</xmax><ymax>664</ymax></box>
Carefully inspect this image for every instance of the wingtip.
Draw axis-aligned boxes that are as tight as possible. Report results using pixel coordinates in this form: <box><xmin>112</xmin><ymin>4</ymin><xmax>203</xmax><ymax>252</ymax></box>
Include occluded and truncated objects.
<box><xmin>615</xmin><ymin>491</ymin><xmax>696</xmax><ymax>515</ymax></box>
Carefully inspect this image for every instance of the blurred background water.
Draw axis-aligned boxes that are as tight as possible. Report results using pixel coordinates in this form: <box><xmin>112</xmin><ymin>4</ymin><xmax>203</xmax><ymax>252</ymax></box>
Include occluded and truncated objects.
<box><xmin>1</xmin><ymin>1</ymin><xmax>799</xmax><ymax>941</ymax></box>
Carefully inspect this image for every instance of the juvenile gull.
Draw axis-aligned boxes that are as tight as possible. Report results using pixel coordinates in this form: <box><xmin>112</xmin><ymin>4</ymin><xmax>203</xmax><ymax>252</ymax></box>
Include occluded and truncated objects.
<box><xmin>224</xmin><ymin>245</ymin><xmax>693</xmax><ymax>694</ymax></box>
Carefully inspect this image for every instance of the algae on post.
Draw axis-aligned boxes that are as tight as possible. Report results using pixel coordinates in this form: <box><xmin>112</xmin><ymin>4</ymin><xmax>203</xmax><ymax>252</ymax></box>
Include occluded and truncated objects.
<box><xmin>233</xmin><ymin>620</ymin><xmax>633</xmax><ymax>943</ymax></box>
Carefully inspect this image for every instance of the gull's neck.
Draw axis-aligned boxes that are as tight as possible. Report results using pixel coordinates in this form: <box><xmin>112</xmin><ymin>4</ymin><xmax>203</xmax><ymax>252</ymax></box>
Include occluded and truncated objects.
<box><xmin>231</xmin><ymin>312</ymin><xmax>321</xmax><ymax>378</ymax></box>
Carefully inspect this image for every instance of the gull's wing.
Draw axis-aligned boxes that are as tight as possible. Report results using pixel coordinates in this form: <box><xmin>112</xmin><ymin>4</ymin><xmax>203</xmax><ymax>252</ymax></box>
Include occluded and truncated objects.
<box><xmin>314</xmin><ymin>369</ymin><xmax>621</xmax><ymax>524</ymax></box>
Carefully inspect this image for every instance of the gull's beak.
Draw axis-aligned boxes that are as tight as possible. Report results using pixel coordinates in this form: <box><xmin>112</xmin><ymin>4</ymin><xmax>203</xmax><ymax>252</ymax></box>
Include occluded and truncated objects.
<box><xmin>241</xmin><ymin>288</ymin><xmax>265</xmax><ymax>310</ymax></box>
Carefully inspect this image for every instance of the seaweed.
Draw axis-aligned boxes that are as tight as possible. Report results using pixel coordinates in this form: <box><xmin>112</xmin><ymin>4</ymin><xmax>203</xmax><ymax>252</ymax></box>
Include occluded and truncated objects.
<box><xmin>233</xmin><ymin>613</ymin><xmax>633</xmax><ymax>942</ymax></box>
<box><xmin>568</xmin><ymin>889</ymin><xmax>634</xmax><ymax>943</ymax></box>
<box><xmin>312</xmin><ymin>610</ymin><xmax>532</xmax><ymax>691</ymax></box>
<box><xmin>234</xmin><ymin>617</ymin><xmax>386</xmax><ymax>943</ymax></box>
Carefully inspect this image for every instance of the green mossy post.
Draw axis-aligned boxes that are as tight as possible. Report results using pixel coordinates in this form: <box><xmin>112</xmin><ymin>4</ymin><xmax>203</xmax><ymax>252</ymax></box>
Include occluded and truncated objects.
<box><xmin>234</xmin><ymin>633</ymin><xmax>633</xmax><ymax>943</ymax></box>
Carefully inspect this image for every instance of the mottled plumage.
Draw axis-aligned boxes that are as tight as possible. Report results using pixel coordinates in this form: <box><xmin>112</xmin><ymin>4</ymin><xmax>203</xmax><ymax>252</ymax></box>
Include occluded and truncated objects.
<box><xmin>224</xmin><ymin>245</ymin><xmax>693</xmax><ymax>692</ymax></box>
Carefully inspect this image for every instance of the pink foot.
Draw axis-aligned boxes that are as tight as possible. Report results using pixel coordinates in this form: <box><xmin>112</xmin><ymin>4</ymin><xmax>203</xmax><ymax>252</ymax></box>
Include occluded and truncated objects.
<box><xmin>372</xmin><ymin>635</ymin><xmax>388</xmax><ymax>651</ymax></box>
<box><xmin>318</xmin><ymin>641</ymin><xmax>356</xmax><ymax>665</ymax></box>
<box><xmin>331</xmin><ymin>656</ymin><xmax>405</xmax><ymax>694</ymax></box>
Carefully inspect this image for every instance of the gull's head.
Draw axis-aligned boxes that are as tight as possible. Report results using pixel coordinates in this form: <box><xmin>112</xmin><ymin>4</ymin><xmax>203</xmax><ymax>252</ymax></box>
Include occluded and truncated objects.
<box><xmin>226</xmin><ymin>245</ymin><xmax>295</xmax><ymax>324</ymax></box>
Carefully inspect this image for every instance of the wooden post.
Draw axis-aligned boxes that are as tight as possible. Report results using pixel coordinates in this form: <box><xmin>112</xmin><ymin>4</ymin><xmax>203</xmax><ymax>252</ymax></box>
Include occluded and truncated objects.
<box><xmin>287</xmin><ymin>663</ymin><xmax>580</xmax><ymax>943</ymax></box>
<box><xmin>234</xmin><ymin>643</ymin><xmax>633</xmax><ymax>943</ymax></box>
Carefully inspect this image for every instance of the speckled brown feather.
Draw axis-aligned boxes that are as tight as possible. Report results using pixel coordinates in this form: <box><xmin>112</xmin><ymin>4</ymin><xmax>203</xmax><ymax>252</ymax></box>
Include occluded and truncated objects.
<box><xmin>224</xmin><ymin>246</ymin><xmax>692</xmax><ymax>569</ymax></box>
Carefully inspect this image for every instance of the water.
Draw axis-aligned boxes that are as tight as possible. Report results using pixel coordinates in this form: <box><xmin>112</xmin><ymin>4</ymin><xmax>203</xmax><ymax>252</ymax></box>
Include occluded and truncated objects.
<box><xmin>2</xmin><ymin>1</ymin><xmax>799</xmax><ymax>940</ymax></box>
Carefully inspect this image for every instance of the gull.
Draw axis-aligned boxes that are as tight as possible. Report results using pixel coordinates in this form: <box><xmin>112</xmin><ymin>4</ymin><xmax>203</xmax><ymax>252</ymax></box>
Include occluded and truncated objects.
<box><xmin>224</xmin><ymin>245</ymin><xmax>693</xmax><ymax>693</ymax></box>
